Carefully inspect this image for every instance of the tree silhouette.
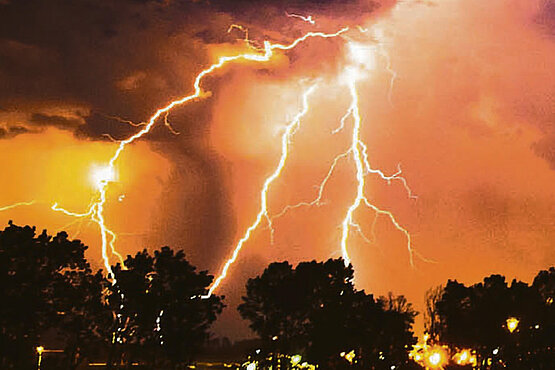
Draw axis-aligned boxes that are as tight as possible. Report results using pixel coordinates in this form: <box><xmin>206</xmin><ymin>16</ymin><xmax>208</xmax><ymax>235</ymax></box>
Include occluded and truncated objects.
<box><xmin>434</xmin><ymin>269</ymin><xmax>554</xmax><ymax>368</ymax></box>
<box><xmin>105</xmin><ymin>246</ymin><xmax>224</xmax><ymax>368</ymax></box>
<box><xmin>424</xmin><ymin>285</ymin><xmax>443</xmax><ymax>341</ymax></box>
<box><xmin>238</xmin><ymin>258</ymin><xmax>417</xmax><ymax>369</ymax></box>
<box><xmin>0</xmin><ymin>222</ymin><xmax>107</xmax><ymax>369</ymax></box>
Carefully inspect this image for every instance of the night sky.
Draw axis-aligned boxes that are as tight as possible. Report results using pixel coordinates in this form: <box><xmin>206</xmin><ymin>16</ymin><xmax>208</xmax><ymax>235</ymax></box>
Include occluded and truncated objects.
<box><xmin>1</xmin><ymin>0</ymin><xmax>553</xmax><ymax>338</ymax></box>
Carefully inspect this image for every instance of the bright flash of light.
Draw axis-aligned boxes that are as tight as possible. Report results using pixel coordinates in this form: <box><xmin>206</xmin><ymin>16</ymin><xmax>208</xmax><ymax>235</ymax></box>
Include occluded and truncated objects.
<box><xmin>425</xmin><ymin>348</ymin><xmax>448</xmax><ymax>369</ymax></box>
<box><xmin>204</xmin><ymin>83</ymin><xmax>318</xmax><ymax>298</ymax></box>
<box><xmin>348</xmin><ymin>42</ymin><xmax>376</xmax><ymax>69</ymax></box>
<box><xmin>409</xmin><ymin>333</ymin><xmax>449</xmax><ymax>369</ymax></box>
<box><xmin>89</xmin><ymin>164</ymin><xmax>116</xmax><ymax>191</ymax></box>
<box><xmin>506</xmin><ymin>317</ymin><xmax>519</xmax><ymax>333</ymax></box>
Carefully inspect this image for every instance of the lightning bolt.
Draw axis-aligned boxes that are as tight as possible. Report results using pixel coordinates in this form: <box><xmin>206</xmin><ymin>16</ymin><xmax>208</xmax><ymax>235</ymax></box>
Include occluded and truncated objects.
<box><xmin>206</xmin><ymin>29</ymin><xmax>419</xmax><ymax>295</ymax></box>
<box><xmin>286</xmin><ymin>12</ymin><xmax>316</xmax><ymax>25</ymax></box>
<box><xmin>3</xmin><ymin>21</ymin><xmax>421</xmax><ymax>300</ymax></box>
<box><xmin>374</xmin><ymin>27</ymin><xmax>397</xmax><ymax>106</ymax></box>
<box><xmin>204</xmin><ymin>83</ymin><xmax>318</xmax><ymax>298</ymax></box>
<box><xmin>338</xmin><ymin>43</ymin><xmax>415</xmax><ymax>268</ymax></box>
<box><xmin>46</xmin><ymin>27</ymin><xmax>348</xmax><ymax>283</ymax></box>
<box><xmin>0</xmin><ymin>201</ymin><xmax>36</xmax><ymax>212</ymax></box>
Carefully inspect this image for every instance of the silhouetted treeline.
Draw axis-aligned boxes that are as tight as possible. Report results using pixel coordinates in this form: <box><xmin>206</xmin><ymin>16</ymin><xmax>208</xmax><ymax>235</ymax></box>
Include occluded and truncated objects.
<box><xmin>425</xmin><ymin>268</ymin><xmax>555</xmax><ymax>369</ymax></box>
<box><xmin>0</xmin><ymin>222</ymin><xmax>223</xmax><ymax>369</ymax></box>
<box><xmin>2</xmin><ymin>221</ymin><xmax>552</xmax><ymax>369</ymax></box>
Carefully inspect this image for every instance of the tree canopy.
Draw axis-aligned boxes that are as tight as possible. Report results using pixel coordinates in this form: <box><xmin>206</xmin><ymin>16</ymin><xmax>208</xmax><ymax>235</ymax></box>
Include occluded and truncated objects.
<box><xmin>238</xmin><ymin>258</ymin><xmax>417</xmax><ymax>369</ymax></box>
<box><xmin>106</xmin><ymin>246</ymin><xmax>224</xmax><ymax>368</ymax></box>
<box><xmin>0</xmin><ymin>222</ymin><xmax>224</xmax><ymax>369</ymax></box>
<box><xmin>0</xmin><ymin>221</ymin><xmax>106</xmax><ymax>369</ymax></box>
<box><xmin>433</xmin><ymin>268</ymin><xmax>554</xmax><ymax>368</ymax></box>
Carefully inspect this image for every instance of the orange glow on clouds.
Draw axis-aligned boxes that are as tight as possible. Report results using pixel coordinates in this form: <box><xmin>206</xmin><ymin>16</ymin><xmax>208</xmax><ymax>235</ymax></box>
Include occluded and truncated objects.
<box><xmin>0</xmin><ymin>128</ymin><xmax>172</xmax><ymax>268</ymax></box>
<box><xmin>0</xmin><ymin>0</ymin><xmax>553</xmax><ymax>338</ymax></box>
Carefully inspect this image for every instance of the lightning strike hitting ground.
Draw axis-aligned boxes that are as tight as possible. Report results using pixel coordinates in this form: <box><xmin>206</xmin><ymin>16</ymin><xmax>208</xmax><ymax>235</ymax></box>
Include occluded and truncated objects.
<box><xmin>204</xmin><ymin>83</ymin><xmax>319</xmax><ymax>298</ymax></box>
<box><xmin>338</xmin><ymin>48</ymin><xmax>415</xmax><ymax>267</ymax></box>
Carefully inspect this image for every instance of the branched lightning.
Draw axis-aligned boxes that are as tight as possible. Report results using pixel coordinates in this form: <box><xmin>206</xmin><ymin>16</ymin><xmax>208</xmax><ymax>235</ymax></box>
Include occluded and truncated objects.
<box><xmin>271</xmin><ymin>149</ymin><xmax>351</xmax><ymax>220</ymax></box>
<box><xmin>338</xmin><ymin>53</ymin><xmax>415</xmax><ymax>267</ymax></box>
<box><xmin>1</xmin><ymin>20</ymin><xmax>423</xmax><ymax>299</ymax></box>
<box><xmin>41</xmin><ymin>27</ymin><xmax>347</xmax><ymax>286</ymax></box>
<box><xmin>204</xmin><ymin>83</ymin><xmax>318</xmax><ymax>298</ymax></box>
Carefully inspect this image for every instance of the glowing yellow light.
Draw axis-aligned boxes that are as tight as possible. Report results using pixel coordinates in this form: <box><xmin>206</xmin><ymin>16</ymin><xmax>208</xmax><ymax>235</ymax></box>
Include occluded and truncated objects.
<box><xmin>36</xmin><ymin>346</ymin><xmax>44</xmax><ymax>354</ymax></box>
<box><xmin>343</xmin><ymin>349</ymin><xmax>355</xmax><ymax>364</ymax></box>
<box><xmin>506</xmin><ymin>317</ymin><xmax>519</xmax><ymax>333</ymax></box>
<box><xmin>291</xmin><ymin>354</ymin><xmax>302</xmax><ymax>366</ymax></box>
<box><xmin>425</xmin><ymin>347</ymin><xmax>448</xmax><ymax>369</ymax></box>
<box><xmin>453</xmin><ymin>349</ymin><xmax>477</xmax><ymax>366</ymax></box>
<box><xmin>410</xmin><ymin>334</ymin><xmax>448</xmax><ymax>369</ymax></box>
<box><xmin>429</xmin><ymin>353</ymin><xmax>441</xmax><ymax>365</ymax></box>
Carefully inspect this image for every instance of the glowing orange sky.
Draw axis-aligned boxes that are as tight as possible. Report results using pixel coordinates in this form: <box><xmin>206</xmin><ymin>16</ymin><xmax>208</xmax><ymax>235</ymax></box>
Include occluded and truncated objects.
<box><xmin>0</xmin><ymin>0</ymin><xmax>553</xmax><ymax>338</ymax></box>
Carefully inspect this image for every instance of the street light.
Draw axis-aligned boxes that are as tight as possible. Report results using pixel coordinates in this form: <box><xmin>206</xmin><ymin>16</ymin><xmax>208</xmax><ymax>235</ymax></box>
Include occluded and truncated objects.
<box><xmin>506</xmin><ymin>317</ymin><xmax>519</xmax><ymax>333</ymax></box>
<box><xmin>36</xmin><ymin>346</ymin><xmax>44</xmax><ymax>370</ymax></box>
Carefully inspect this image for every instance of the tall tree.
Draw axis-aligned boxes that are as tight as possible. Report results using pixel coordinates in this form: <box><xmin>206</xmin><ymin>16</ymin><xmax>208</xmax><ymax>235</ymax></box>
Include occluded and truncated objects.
<box><xmin>238</xmin><ymin>258</ymin><xmax>417</xmax><ymax>369</ymax></box>
<box><xmin>106</xmin><ymin>246</ymin><xmax>224</xmax><ymax>368</ymax></box>
<box><xmin>0</xmin><ymin>222</ymin><xmax>107</xmax><ymax>369</ymax></box>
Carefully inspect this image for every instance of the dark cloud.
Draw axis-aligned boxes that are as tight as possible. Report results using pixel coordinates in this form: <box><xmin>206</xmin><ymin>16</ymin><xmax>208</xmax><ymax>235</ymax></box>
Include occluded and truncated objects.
<box><xmin>0</xmin><ymin>125</ymin><xmax>29</xmax><ymax>139</ymax></box>
<box><xmin>0</xmin><ymin>0</ymin><xmax>390</xmax><ymax>140</ymax></box>
<box><xmin>30</xmin><ymin>113</ymin><xmax>83</xmax><ymax>130</ymax></box>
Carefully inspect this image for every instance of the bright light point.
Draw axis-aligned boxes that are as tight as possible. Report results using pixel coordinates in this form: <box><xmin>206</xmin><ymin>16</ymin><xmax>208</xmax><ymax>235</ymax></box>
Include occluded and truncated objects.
<box><xmin>492</xmin><ymin>348</ymin><xmax>499</xmax><ymax>355</ymax></box>
<box><xmin>36</xmin><ymin>346</ymin><xmax>44</xmax><ymax>354</ymax></box>
<box><xmin>421</xmin><ymin>346</ymin><xmax>448</xmax><ymax>369</ymax></box>
<box><xmin>90</xmin><ymin>164</ymin><xmax>116</xmax><ymax>190</ymax></box>
<box><xmin>246</xmin><ymin>362</ymin><xmax>257</xmax><ymax>370</ymax></box>
<box><xmin>429</xmin><ymin>352</ymin><xmax>441</xmax><ymax>365</ymax></box>
<box><xmin>291</xmin><ymin>354</ymin><xmax>302</xmax><ymax>366</ymax></box>
<box><xmin>430</xmin><ymin>353</ymin><xmax>441</xmax><ymax>365</ymax></box>
<box><xmin>506</xmin><ymin>317</ymin><xmax>519</xmax><ymax>333</ymax></box>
